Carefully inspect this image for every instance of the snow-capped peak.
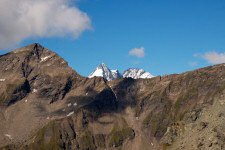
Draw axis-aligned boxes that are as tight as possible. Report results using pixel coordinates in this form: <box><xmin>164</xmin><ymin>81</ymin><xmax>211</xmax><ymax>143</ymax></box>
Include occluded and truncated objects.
<box><xmin>122</xmin><ymin>68</ymin><xmax>154</xmax><ymax>79</ymax></box>
<box><xmin>111</xmin><ymin>69</ymin><xmax>123</xmax><ymax>79</ymax></box>
<box><xmin>89</xmin><ymin>63</ymin><xmax>153</xmax><ymax>81</ymax></box>
<box><xmin>89</xmin><ymin>63</ymin><xmax>121</xmax><ymax>81</ymax></box>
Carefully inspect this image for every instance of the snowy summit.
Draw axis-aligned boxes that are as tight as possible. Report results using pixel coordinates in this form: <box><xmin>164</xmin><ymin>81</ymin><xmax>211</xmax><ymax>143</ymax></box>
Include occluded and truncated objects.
<box><xmin>89</xmin><ymin>63</ymin><xmax>154</xmax><ymax>81</ymax></box>
<box><xmin>122</xmin><ymin>68</ymin><xmax>154</xmax><ymax>79</ymax></box>
<box><xmin>88</xmin><ymin>63</ymin><xmax>122</xmax><ymax>81</ymax></box>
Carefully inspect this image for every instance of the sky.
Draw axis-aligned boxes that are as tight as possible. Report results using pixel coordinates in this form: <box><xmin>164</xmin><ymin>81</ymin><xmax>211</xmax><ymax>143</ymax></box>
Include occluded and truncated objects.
<box><xmin>0</xmin><ymin>0</ymin><xmax>225</xmax><ymax>77</ymax></box>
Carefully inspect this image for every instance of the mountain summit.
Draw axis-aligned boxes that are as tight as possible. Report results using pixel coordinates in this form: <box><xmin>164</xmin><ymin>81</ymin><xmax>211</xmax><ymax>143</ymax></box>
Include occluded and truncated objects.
<box><xmin>122</xmin><ymin>68</ymin><xmax>154</xmax><ymax>79</ymax></box>
<box><xmin>88</xmin><ymin>63</ymin><xmax>122</xmax><ymax>81</ymax></box>
<box><xmin>89</xmin><ymin>63</ymin><xmax>153</xmax><ymax>80</ymax></box>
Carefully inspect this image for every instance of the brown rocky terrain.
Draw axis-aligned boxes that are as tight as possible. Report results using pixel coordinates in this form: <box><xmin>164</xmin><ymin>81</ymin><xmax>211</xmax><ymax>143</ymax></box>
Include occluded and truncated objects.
<box><xmin>0</xmin><ymin>43</ymin><xmax>224</xmax><ymax>150</ymax></box>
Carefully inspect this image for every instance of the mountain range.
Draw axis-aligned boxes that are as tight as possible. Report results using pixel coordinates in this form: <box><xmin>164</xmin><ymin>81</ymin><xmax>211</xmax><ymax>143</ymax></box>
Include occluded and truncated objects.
<box><xmin>88</xmin><ymin>63</ymin><xmax>154</xmax><ymax>81</ymax></box>
<box><xmin>0</xmin><ymin>43</ymin><xmax>224</xmax><ymax>150</ymax></box>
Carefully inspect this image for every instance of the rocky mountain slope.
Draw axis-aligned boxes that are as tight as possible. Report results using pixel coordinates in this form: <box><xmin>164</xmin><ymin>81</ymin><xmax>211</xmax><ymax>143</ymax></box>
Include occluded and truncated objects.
<box><xmin>0</xmin><ymin>43</ymin><xmax>225</xmax><ymax>150</ymax></box>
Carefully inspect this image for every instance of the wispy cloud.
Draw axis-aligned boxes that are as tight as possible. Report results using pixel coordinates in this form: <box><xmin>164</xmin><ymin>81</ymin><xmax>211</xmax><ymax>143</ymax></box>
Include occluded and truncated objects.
<box><xmin>129</xmin><ymin>47</ymin><xmax>145</xmax><ymax>58</ymax></box>
<box><xmin>189</xmin><ymin>62</ymin><xmax>197</xmax><ymax>67</ymax></box>
<box><xmin>0</xmin><ymin>0</ymin><xmax>91</xmax><ymax>50</ymax></box>
<box><xmin>202</xmin><ymin>52</ymin><xmax>225</xmax><ymax>64</ymax></box>
<box><xmin>193</xmin><ymin>53</ymin><xmax>199</xmax><ymax>57</ymax></box>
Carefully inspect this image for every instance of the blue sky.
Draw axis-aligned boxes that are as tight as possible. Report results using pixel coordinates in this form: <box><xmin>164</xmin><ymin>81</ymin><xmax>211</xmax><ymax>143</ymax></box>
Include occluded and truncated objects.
<box><xmin>0</xmin><ymin>0</ymin><xmax>225</xmax><ymax>77</ymax></box>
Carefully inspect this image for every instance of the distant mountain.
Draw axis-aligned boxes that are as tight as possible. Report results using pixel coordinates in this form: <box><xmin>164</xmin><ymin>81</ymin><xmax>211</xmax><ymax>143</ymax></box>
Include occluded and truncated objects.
<box><xmin>89</xmin><ymin>63</ymin><xmax>153</xmax><ymax>81</ymax></box>
<box><xmin>122</xmin><ymin>68</ymin><xmax>154</xmax><ymax>79</ymax></box>
<box><xmin>88</xmin><ymin>63</ymin><xmax>122</xmax><ymax>81</ymax></box>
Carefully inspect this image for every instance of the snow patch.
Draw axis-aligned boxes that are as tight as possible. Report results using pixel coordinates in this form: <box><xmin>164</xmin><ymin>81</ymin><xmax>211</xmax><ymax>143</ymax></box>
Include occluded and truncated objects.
<box><xmin>73</xmin><ymin>103</ymin><xmax>77</xmax><ymax>106</ymax></box>
<box><xmin>67</xmin><ymin>111</ymin><xmax>74</xmax><ymax>117</ymax></box>
<box><xmin>0</xmin><ymin>79</ymin><xmax>5</xmax><ymax>82</ymax></box>
<box><xmin>89</xmin><ymin>68</ymin><xmax>103</xmax><ymax>77</ymax></box>
<box><xmin>40</xmin><ymin>56</ymin><xmax>51</xmax><ymax>62</ymax></box>
<box><xmin>5</xmin><ymin>134</ymin><xmax>12</xmax><ymax>140</ymax></box>
<box><xmin>32</xmin><ymin>89</ymin><xmax>37</xmax><ymax>93</ymax></box>
<box><xmin>67</xmin><ymin>103</ymin><xmax>72</xmax><ymax>107</ymax></box>
<box><xmin>109</xmin><ymin>86</ymin><xmax>118</xmax><ymax>101</ymax></box>
<box><xmin>14</xmin><ymin>49</ymin><xmax>29</xmax><ymax>53</ymax></box>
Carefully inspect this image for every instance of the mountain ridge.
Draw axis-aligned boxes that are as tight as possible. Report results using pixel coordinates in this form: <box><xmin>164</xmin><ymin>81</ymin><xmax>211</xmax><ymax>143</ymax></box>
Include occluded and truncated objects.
<box><xmin>0</xmin><ymin>43</ymin><xmax>225</xmax><ymax>150</ymax></box>
<box><xmin>89</xmin><ymin>62</ymin><xmax>154</xmax><ymax>81</ymax></box>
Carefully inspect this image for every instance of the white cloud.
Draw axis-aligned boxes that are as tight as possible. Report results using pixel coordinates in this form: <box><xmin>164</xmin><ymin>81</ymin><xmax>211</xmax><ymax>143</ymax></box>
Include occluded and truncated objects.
<box><xmin>129</xmin><ymin>47</ymin><xmax>145</xmax><ymax>58</ymax></box>
<box><xmin>0</xmin><ymin>0</ymin><xmax>91</xmax><ymax>50</ymax></box>
<box><xmin>202</xmin><ymin>52</ymin><xmax>225</xmax><ymax>64</ymax></box>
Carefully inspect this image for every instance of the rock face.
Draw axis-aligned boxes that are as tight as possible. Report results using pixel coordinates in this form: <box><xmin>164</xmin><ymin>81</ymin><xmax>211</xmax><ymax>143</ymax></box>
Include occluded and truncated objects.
<box><xmin>0</xmin><ymin>43</ymin><xmax>225</xmax><ymax>150</ymax></box>
<box><xmin>111</xmin><ymin>69</ymin><xmax>122</xmax><ymax>79</ymax></box>
<box><xmin>0</xmin><ymin>43</ymin><xmax>82</xmax><ymax>106</ymax></box>
<box><xmin>0</xmin><ymin>44</ymin><xmax>117</xmax><ymax>147</ymax></box>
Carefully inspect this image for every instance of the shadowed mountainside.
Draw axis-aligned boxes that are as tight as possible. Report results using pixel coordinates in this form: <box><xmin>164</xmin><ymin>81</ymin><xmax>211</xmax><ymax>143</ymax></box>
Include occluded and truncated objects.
<box><xmin>0</xmin><ymin>43</ymin><xmax>225</xmax><ymax>150</ymax></box>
